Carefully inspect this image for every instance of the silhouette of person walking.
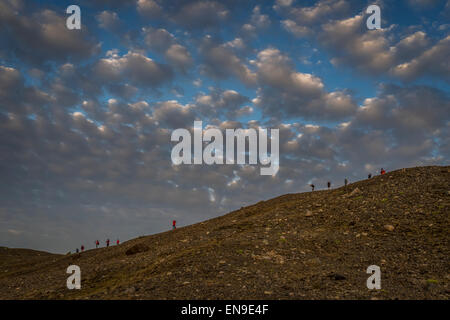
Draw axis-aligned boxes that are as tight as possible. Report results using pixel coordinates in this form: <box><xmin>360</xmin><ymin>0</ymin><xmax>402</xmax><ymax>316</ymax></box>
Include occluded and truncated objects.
<box><xmin>310</xmin><ymin>184</ymin><xmax>315</xmax><ymax>191</ymax></box>
<box><xmin>344</xmin><ymin>178</ymin><xmax>348</xmax><ymax>187</ymax></box>
<box><xmin>95</xmin><ymin>240</ymin><xmax>99</xmax><ymax>248</ymax></box>
<box><xmin>172</xmin><ymin>220</ymin><xmax>177</xmax><ymax>230</ymax></box>
<box><xmin>327</xmin><ymin>181</ymin><xmax>331</xmax><ymax>189</ymax></box>
<box><xmin>106</xmin><ymin>239</ymin><xmax>110</xmax><ymax>247</ymax></box>
<box><xmin>368</xmin><ymin>173</ymin><xmax>372</xmax><ymax>179</ymax></box>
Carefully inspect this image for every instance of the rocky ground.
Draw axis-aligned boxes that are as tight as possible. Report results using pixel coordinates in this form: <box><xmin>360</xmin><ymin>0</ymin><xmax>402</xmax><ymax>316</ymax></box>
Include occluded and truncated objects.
<box><xmin>0</xmin><ymin>166</ymin><xmax>448</xmax><ymax>299</ymax></box>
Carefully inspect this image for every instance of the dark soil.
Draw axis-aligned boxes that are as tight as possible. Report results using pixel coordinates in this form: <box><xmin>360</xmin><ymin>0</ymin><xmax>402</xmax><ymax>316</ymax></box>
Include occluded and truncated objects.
<box><xmin>0</xmin><ymin>165</ymin><xmax>448</xmax><ymax>299</ymax></box>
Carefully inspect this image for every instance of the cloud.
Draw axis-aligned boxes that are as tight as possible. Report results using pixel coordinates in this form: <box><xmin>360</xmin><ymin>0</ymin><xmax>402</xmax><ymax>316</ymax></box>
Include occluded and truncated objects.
<box><xmin>282</xmin><ymin>19</ymin><xmax>312</xmax><ymax>37</ymax></box>
<box><xmin>320</xmin><ymin>14</ymin><xmax>398</xmax><ymax>73</ymax></box>
<box><xmin>320</xmin><ymin>16</ymin><xmax>449</xmax><ymax>81</ymax></box>
<box><xmin>407</xmin><ymin>0</ymin><xmax>444</xmax><ymax>7</ymax></box>
<box><xmin>275</xmin><ymin>0</ymin><xmax>294</xmax><ymax>7</ymax></box>
<box><xmin>353</xmin><ymin>84</ymin><xmax>449</xmax><ymax>140</ymax></box>
<box><xmin>391</xmin><ymin>35</ymin><xmax>450</xmax><ymax>81</ymax></box>
<box><xmin>171</xmin><ymin>1</ymin><xmax>229</xmax><ymax>29</ymax></box>
<box><xmin>250</xmin><ymin>6</ymin><xmax>271</xmax><ymax>29</ymax></box>
<box><xmin>195</xmin><ymin>88</ymin><xmax>250</xmax><ymax>119</ymax></box>
<box><xmin>164</xmin><ymin>44</ymin><xmax>193</xmax><ymax>71</ymax></box>
<box><xmin>143</xmin><ymin>27</ymin><xmax>175</xmax><ymax>52</ymax></box>
<box><xmin>143</xmin><ymin>28</ymin><xmax>193</xmax><ymax>71</ymax></box>
<box><xmin>252</xmin><ymin>48</ymin><xmax>357</xmax><ymax>120</ymax></box>
<box><xmin>97</xmin><ymin>11</ymin><xmax>122</xmax><ymax>32</ymax></box>
<box><xmin>153</xmin><ymin>100</ymin><xmax>196</xmax><ymax>128</ymax></box>
<box><xmin>281</xmin><ymin>0</ymin><xmax>351</xmax><ymax>26</ymax></box>
<box><xmin>94</xmin><ymin>51</ymin><xmax>174</xmax><ymax>87</ymax></box>
<box><xmin>0</xmin><ymin>3</ymin><xmax>99</xmax><ymax>66</ymax></box>
<box><xmin>199</xmin><ymin>36</ymin><xmax>257</xmax><ymax>86</ymax></box>
<box><xmin>280</xmin><ymin>0</ymin><xmax>450</xmax><ymax>81</ymax></box>
<box><xmin>137</xmin><ymin>0</ymin><xmax>163</xmax><ymax>18</ymax></box>
<box><xmin>86</xmin><ymin>0</ymin><xmax>137</xmax><ymax>7</ymax></box>
<box><xmin>7</xmin><ymin>229</ymin><xmax>23</xmax><ymax>236</ymax></box>
<box><xmin>0</xmin><ymin>66</ymin><xmax>21</xmax><ymax>100</ymax></box>
<box><xmin>239</xmin><ymin>5</ymin><xmax>272</xmax><ymax>39</ymax></box>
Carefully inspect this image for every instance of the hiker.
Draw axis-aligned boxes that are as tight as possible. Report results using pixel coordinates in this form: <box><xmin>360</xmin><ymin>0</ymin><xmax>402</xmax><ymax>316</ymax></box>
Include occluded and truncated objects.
<box><xmin>327</xmin><ymin>181</ymin><xmax>331</xmax><ymax>189</ymax></box>
<box><xmin>172</xmin><ymin>220</ymin><xmax>177</xmax><ymax>230</ymax></box>
<box><xmin>368</xmin><ymin>173</ymin><xmax>372</xmax><ymax>179</ymax></box>
<box><xmin>116</xmin><ymin>239</ymin><xmax>120</xmax><ymax>245</ymax></box>
<box><xmin>310</xmin><ymin>184</ymin><xmax>315</xmax><ymax>191</ymax></box>
<box><xmin>76</xmin><ymin>248</ymin><xmax>79</xmax><ymax>253</ymax></box>
<box><xmin>95</xmin><ymin>240</ymin><xmax>99</xmax><ymax>248</ymax></box>
<box><xmin>380</xmin><ymin>168</ymin><xmax>386</xmax><ymax>175</ymax></box>
<box><xmin>81</xmin><ymin>245</ymin><xmax>84</xmax><ymax>252</ymax></box>
<box><xmin>344</xmin><ymin>178</ymin><xmax>348</xmax><ymax>187</ymax></box>
<box><xmin>106</xmin><ymin>239</ymin><xmax>110</xmax><ymax>247</ymax></box>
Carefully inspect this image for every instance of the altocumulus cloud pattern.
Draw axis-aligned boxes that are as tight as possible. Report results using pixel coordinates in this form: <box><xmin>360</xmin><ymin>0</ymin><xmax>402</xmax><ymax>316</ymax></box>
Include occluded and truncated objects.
<box><xmin>0</xmin><ymin>0</ymin><xmax>449</xmax><ymax>253</ymax></box>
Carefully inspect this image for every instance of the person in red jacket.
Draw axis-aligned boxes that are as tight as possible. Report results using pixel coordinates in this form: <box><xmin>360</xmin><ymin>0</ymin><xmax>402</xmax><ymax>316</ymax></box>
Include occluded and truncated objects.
<box><xmin>95</xmin><ymin>240</ymin><xmax>99</xmax><ymax>248</ymax></box>
<box><xmin>106</xmin><ymin>239</ymin><xmax>110</xmax><ymax>247</ymax></box>
<box><xmin>380</xmin><ymin>168</ymin><xmax>386</xmax><ymax>175</ymax></box>
<box><xmin>116</xmin><ymin>239</ymin><xmax>120</xmax><ymax>245</ymax></box>
<box><xmin>172</xmin><ymin>220</ymin><xmax>176</xmax><ymax>230</ymax></box>
<box><xmin>81</xmin><ymin>245</ymin><xmax>84</xmax><ymax>252</ymax></box>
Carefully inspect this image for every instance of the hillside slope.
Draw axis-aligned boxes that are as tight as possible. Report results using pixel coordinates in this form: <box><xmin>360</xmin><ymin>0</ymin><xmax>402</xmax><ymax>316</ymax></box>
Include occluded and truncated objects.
<box><xmin>0</xmin><ymin>166</ymin><xmax>449</xmax><ymax>299</ymax></box>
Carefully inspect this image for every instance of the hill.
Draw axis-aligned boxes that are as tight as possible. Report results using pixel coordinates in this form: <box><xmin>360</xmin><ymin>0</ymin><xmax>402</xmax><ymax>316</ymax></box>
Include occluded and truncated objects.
<box><xmin>0</xmin><ymin>166</ymin><xmax>448</xmax><ymax>299</ymax></box>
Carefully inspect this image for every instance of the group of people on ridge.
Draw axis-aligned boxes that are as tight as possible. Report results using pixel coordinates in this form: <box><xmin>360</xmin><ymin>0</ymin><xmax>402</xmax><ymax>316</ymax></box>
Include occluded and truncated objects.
<box><xmin>310</xmin><ymin>168</ymin><xmax>386</xmax><ymax>191</ymax></box>
<box><xmin>75</xmin><ymin>221</ymin><xmax>179</xmax><ymax>254</ymax></box>
<box><xmin>75</xmin><ymin>238</ymin><xmax>120</xmax><ymax>253</ymax></box>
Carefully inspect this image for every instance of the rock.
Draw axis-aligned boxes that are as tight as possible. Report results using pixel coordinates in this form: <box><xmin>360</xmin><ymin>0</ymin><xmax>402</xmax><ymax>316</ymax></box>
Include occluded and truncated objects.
<box><xmin>125</xmin><ymin>287</ymin><xmax>136</xmax><ymax>294</ymax></box>
<box><xmin>384</xmin><ymin>224</ymin><xmax>395</xmax><ymax>231</ymax></box>
<box><xmin>349</xmin><ymin>188</ymin><xmax>361</xmax><ymax>196</ymax></box>
<box><xmin>264</xmin><ymin>291</ymin><xmax>272</xmax><ymax>295</ymax></box>
<box><xmin>125</xmin><ymin>243</ymin><xmax>150</xmax><ymax>256</ymax></box>
<box><xmin>305</xmin><ymin>210</ymin><xmax>313</xmax><ymax>217</ymax></box>
<box><xmin>308</xmin><ymin>258</ymin><xmax>321</xmax><ymax>265</ymax></box>
<box><xmin>329</xmin><ymin>273</ymin><xmax>346</xmax><ymax>280</ymax></box>
<box><xmin>424</xmin><ymin>279</ymin><xmax>439</xmax><ymax>291</ymax></box>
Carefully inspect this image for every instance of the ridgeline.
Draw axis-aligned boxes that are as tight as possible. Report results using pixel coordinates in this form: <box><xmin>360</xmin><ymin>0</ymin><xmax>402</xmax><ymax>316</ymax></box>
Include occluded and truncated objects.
<box><xmin>0</xmin><ymin>166</ymin><xmax>448</xmax><ymax>299</ymax></box>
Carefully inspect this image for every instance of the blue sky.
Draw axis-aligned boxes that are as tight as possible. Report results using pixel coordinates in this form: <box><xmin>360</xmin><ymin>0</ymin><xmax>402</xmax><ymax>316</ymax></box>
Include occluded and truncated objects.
<box><xmin>0</xmin><ymin>0</ymin><xmax>449</xmax><ymax>252</ymax></box>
